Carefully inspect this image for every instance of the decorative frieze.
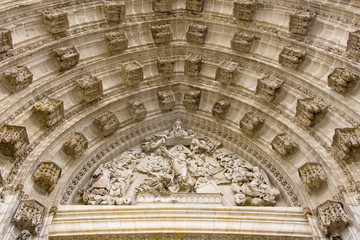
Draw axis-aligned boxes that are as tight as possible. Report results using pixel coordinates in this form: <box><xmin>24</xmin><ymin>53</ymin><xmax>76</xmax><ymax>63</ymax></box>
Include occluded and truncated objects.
<box><xmin>231</xmin><ymin>31</ymin><xmax>255</xmax><ymax>53</ymax></box>
<box><xmin>52</xmin><ymin>46</ymin><xmax>79</xmax><ymax>70</ymax></box>
<box><xmin>185</xmin><ymin>54</ymin><xmax>202</xmax><ymax>77</ymax></box>
<box><xmin>183</xmin><ymin>89</ymin><xmax>201</xmax><ymax>110</ymax></box>
<box><xmin>212</xmin><ymin>99</ymin><xmax>231</xmax><ymax>119</ymax></box>
<box><xmin>12</xmin><ymin>199</ymin><xmax>45</xmax><ymax>235</ymax></box>
<box><xmin>271</xmin><ymin>133</ymin><xmax>298</xmax><ymax>156</ymax></box>
<box><xmin>347</xmin><ymin>30</ymin><xmax>360</xmax><ymax>61</ymax></box>
<box><xmin>103</xmin><ymin>1</ymin><xmax>126</xmax><ymax>23</ymax></box>
<box><xmin>105</xmin><ymin>31</ymin><xmax>128</xmax><ymax>52</ymax></box>
<box><xmin>152</xmin><ymin>0</ymin><xmax>172</xmax><ymax>12</ymax></box>
<box><xmin>186</xmin><ymin>23</ymin><xmax>208</xmax><ymax>44</ymax></box>
<box><xmin>63</xmin><ymin>132</ymin><xmax>88</xmax><ymax>158</ymax></box>
<box><xmin>0</xmin><ymin>28</ymin><xmax>12</xmax><ymax>53</ymax></box>
<box><xmin>233</xmin><ymin>0</ymin><xmax>257</xmax><ymax>21</ymax></box>
<box><xmin>296</xmin><ymin>98</ymin><xmax>329</xmax><ymax>127</ymax></box>
<box><xmin>0</xmin><ymin>125</ymin><xmax>29</xmax><ymax>158</ymax></box>
<box><xmin>316</xmin><ymin>200</ymin><xmax>350</xmax><ymax>236</ymax></box>
<box><xmin>33</xmin><ymin>97</ymin><xmax>64</xmax><ymax>128</ymax></box>
<box><xmin>256</xmin><ymin>75</ymin><xmax>284</xmax><ymax>101</ymax></box>
<box><xmin>94</xmin><ymin>111</ymin><xmax>120</xmax><ymax>137</ymax></box>
<box><xmin>279</xmin><ymin>46</ymin><xmax>307</xmax><ymax>70</ymax></box>
<box><xmin>121</xmin><ymin>60</ymin><xmax>143</xmax><ymax>86</ymax></box>
<box><xmin>157</xmin><ymin>57</ymin><xmax>174</xmax><ymax>79</ymax></box>
<box><xmin>289</xmin><ymin>10</ymin><xmax>316</xmax><ymax>36</ymax></box>
<box><xmin>75</xmin><ymin>75</ymin><xmax>103</xmax><ymax>103</ymax></box>
<box><xmin>2</xmin><ymin>66</ymin><xmax>33</xmax><ymax>92</ymax></box>
<box><xmin>185</xmin><ymin>0</ymin><xmax>204</xmax><ymax>12</ymax></box>
<box><xmin>240</xmin><ymin>112</ymin><xmax>264</xmax><ymax>136</ymax></box>
<box><xmin>158</xmin><ymin>90</ymin><xmax>176</xmax><ymax>111</ymax></box>
<box><xmin>127</xmin><ymin>99</ymin><xmax>147</xmax><ymax>120</ymax></box>
<box><xmin>215</xmin><ymin>60</ymin><xmax>238</xmax><ymax>85</ymax></box>
<box><xmin>33</xmin><ymin>162</ymin><xmax>61</xmax><ymax>193</ymax></box>
<box><xmin>328</xmin><ymin>68</ymin><xmax>359</xmax><ymax>94</ymax></box>
<box><xmin>332</xmin><ymin>128</ymin><xmax>360</xmax><ymax>162</ymax></box>
<box><xmin>151</xmin><ymin>24</ymin><xmax>172</xmax><ymax>44</ymax></box>
<box><xmin>298</xmin><ymin>162</ymin><xmax>327</xmax><ymax>192</ymax></box>
<box><xmin>42</xmin><ymin>9</ymin><xmax>69</xmax><ymax>34</ymax></box>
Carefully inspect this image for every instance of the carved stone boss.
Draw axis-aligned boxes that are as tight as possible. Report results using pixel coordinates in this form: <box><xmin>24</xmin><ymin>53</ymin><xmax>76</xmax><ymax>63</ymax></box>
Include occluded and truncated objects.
<box><xmin>63</xmin><ymin>132</ymin><xmax>88</xmax><ymax>158</ymax></box>
<box><xmin>279</xmin><ymin>46</ymin><xmax>307</xmax><ymax>70</ymax></box>
<box><xmin>289</xmin><ymin>10</ymin><xmax>316</xmax><ymax>36</ymax></box>
<box><xmin>185</xmin><ymin>54</ymin><xmax>202</xmax><ymax>77</ymax></box>
<box><xmin>295</xmin><ymin>98</ymin><xmax>328</xmax><ymax>127</ymax></box>
<box><xmin>2</xmin><ymin>66</ymin><xmax>33</xmax><ymax>92</ymax></box>
<box><xmin>151</xmin><ymin>24</ymin><xmax>172</xmax><ymax>44</ymax></box>
<box><xmin>0</xmin><ymin>125</ymin><xmax>29</xmax><ymax>158</ymax></box>
<box><xmin>52</xmin><ymin>46</ymin><xmax>79</xmax><ymax>70</ymax></box>
<box><xmin>271</xmin><ymin>133</ymin><xmax>298</xmax><ymax>156</ymax></box>
<box><xmin>94</xmin><ymin>111</ymin><xmax>120</xmax><ymax>137</ymax></box>
<box><xmin>127</xmin><ymin>99</ymin><xmax>147</xmax><ymax>120</ymax></box>
<box><xmin>240</xmin><ymin>112</ymin><xmax>264</xmax><ymax>136</ymax></box>
<box><xmin>12</xmin><ymin>199</ymin><xmax>45</xmax><ymax>235</ymax></box>
<box><xmin>256</xmin><ymin>75</ymin><xmax>284</xmax><ymax>101</ymax></box>
<box><xmin>33</xmin><ymin>97</ymin><xmax>64</xmax><ymax>128</ymax></box>
<box><xmin>183</xmin><ymin>89</ymin><xmax>201</xmax><ymax>110</ymax></box>
<box><xmin>103</xmin><ymin>1</ymin><xmax>126</xmax><ymax>23</ymax></box>
<box><xmin>233</xmin><ymin>0</ymin><xmax>257</xmax><ymax>21</ymax></box>
<box><xmin>186</xmin><ymin>23</ymin><xmax>208</xmax><ymax>44</ymax></box>
<box><xmin>157</xmin><ymin>57</ymin><xmax>174</xmax><ymax>79</ymax></box>
<box><xmin>231</xmin><ymin>31</ymin><xmax>255</xmax><ymax>53</ymax></box>
<box><xmin>0</xmin><ymin>28</ymin><xmax>12</xmax><ymax>53</ymax></box>
<box><xmin>212</xmin><ymin>99</ymin><xmax>231</xmax><ymax>119</ymax></box>
<box><xmin>215</xmin><ymin>60</ymin><xmax>238</xmax><ymax>85</ymax></box>
<box><xmin>33</xmin><ymin>162</ymin><xmax>61</xmax><ymax>192</ymax></box>
<box><xmin>105</xmin><ymin>31</ymin><xmax>128</xmax><ymax>52</ymax></box>
<box><xmin>332</xmin><ymin>128</ymin><xmax>360</xmax><ymax>162</ymax></box>
<box><xmin>42</xmin><ymin>9</ymin><xmax>69</xmax><ymax>34</ymax></box>
<box><xmin>328</xmin><ymin>68</ymin><xmax>359</xmax><ymax>94</ymax></box>
<box><xmin>75</xmin><ymin>75</ymin><xmax>103</xmax><ymax>103</ymax></box>
<box><xmin>121</xmin><ymin>60</ymin><xmax>143</xmax><ymax>86</ymax></box>
<box><xmin>298</xmin><ymin>162</ymin><xmax>326</xmax><ymax>192</ymax></box>
<box><xmin>158</xmin><ymin>89</ymin><xmax>176</xmax><ymax>111</ymax></box>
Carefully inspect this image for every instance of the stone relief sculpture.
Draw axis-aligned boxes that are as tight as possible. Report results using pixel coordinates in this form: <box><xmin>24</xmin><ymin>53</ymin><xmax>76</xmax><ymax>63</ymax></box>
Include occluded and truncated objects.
<box><xmin>42</xmin><ymin>9</ymin><xmax>69</xmax><ymax>34</ymax></box>
<box><xmin>271</xmin><ymin>133</ymin><xmax>298</xmax><ymax>157</ymax></box>
<box><xmin>121</xmin><ymin>60</ymin><xmax>143</xmax><ymax>86</ymax></box>
<box><xmin>240</xmin><ymin>112</ymin><xmax>264</xmax><ymax>136</ymax></box>
<box><xmin>215</xmin><ymin>60</ymin><xmax>238</xmax><ymax>85</ymax></box>
<box><xmin>298</xmin><ymin>162</ymin><xmax>326</xmax><ymax>193</ymax></box>
<box><xmin>185</xmin><ymin>0</ymin><xmax>204</xmax><ymax>12</ymax></box>
<box><xmin>328</xmin><ymin>68</ymin><xmax>359</xmax><ymax>94</ymax></box>
<box><xmin>279</xmin><ymin>46</ymin><xmax>307</xmax><ymax>70</ymax></box>
<box><xmin>186</xmin><ymin>23</ymin><xmax>208</xmax><ymax>44</ymax></box>
<box><xmin>212</xmin><ymin>99</ymin><xmax>231</xmax><ymax>119</ymax></box>
<box><xmin>0</xmin><ymin>125</ymin><xmax>29</xmax><ymax>158</ymax></box>
<box><xmin>158</xmin><ymin>89</ymin><xmax>176</xmax><ymax>111</ymax></box>
<box><xmin>93</xmin><ymin>111</ymin><xmax>120</xmax><ymax>137</ymax></box>
<box><xmin>16</xmin><ymin>230</ymin><xmax>31</xmax><ymax>240</ymax></box>
<box><xmin>63</xmin><ymin>132</ymin><xmax>88</xmax><ymax>158</ymax></box>
<box><xmin>103</xmin><ymin>0</ymin><xmax>126</xmax><ymax>23</ymax></box>
<box><xmin>127</xmin><ymin>99</ymin><xmax>147</xmax><ymax>120</ymax></box>
<box><xmin>347</xmin><ymin>30</ymin><xmax>360</xmax><ymax>61</ymax></box>
<box><xmin>289</xmin><ymin>10</ymin><xmax>316</xmax><ymax>36</ymax></box>
<box><xmin>316</xmin><ymin>200</ymin><xmax>349</xmax><ymax>236</ymax></box>
<box><xmin>183</xmin><ymin>89</ymin><xmax>201</xmax><ymax>110</ymax></box>
<box><xmin>12</xmin><ymin>199</ymin><xmax>45</xmax><ymax>235</ymax></box>
<box><xmin>152</xmin><ymin>0</ymin><xmax>173</xmax><ymax>12</ymax></box>
<box><xmin>52</xmin><ymin>46</ymin><xmax>79</xmax><ymax>71</ymax></box>
<box><xmin>332</xmin><ymin>127</ymin><xmax>360</xmax><ymax>162</ymax></box>
<box><xmin>105</xmin><ymin>31</ymin><xmax>128</xmax><ymax>52</ymax></box>
<box><xmin>157</xmin><ymin>57</ymin><xmax>174</xmax><ymax>79</ymax></box>
<box><xmin>233</xmin><ymin>0</ymin><xmax>257</xmax><ymax>21</ymax></box>
<box><xmin>185</xmin><ymin>54</ymin><xmax>202</xmax><ymax>77</ymax></box>
<box><xmin>33</xmin><ymin>97</ymin><xmax>64</xmax><ymax>128</ymax></box>
<box><xmin>295</xmin><ymin>97</ymin><xmax>328</xmax><ymax>127</ymax></box>
<box><xmin>231</xmin><ymin>31</ymin><xmax>255</xmax><ymax>53</ymax></box>
<box><xmin>2</xmin><ymin>66</ymin><xmax>33</xmax><ymax>93</ymax></box>
<box><xmin>151</xmin><ymin>24</ymin><xmax>172</xmax><ymax>44</ymax></box>
<box><xmin>80</xmin><ymin>120</ymin><xmax>280</xmax><ymax>206</ymax></box>
<box><xmin>0</xmin><ymin>28</ymin><xmax>12</xmax><ymax>53</ymax></box>
<box><xmin>256</xmin><ymin>75</ymin><xmax>284</xmax><ymax>102</ymax></box>
<box><xmin>75</xmin><ymin>75</ymin><xmax>103</xmax><ymax>103</ymax></box>
<box><xmin>33</xmin><ymin>162</ymin><xmax>61</xmax><ymax>193</ymax></box>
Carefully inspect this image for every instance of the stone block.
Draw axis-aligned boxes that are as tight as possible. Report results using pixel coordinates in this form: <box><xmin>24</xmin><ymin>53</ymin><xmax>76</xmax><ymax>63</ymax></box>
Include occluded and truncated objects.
<box><xmin>105</xmin><ymin>31</ymin><xmax>128</xmax><ymax>52</ymax></box>
<box><xmin>233</xmin><ymin>0</ymin><xmax>257</xmax><ymax>21</ymax></box>
<box><xmin>12</xmin><ymin>200</ymin><xmax>45</xmax><ymax>235</ymax></box>
<box><xmin>151</xmin><ymin>24</ymin><xmax>172</xmax><ymax>44</ymax></box>
<box><xmin>186</xmin><ymin>23</ymin><xmax>208</xmax><ymax>44</ymax></box>
<box><xmin>271</xmin><ymin>133</ymin><xmax>298</xmax><ymax>156</ymax></box>
<box><xmin>316</xmin><ymin>200</ymin><xmax>349</xmax><ymax>236</ymax></box>
<box><xmin>33</xmin><ymin>97</ymin><xmax>64</xmax><ymax>128</ymax></box>
<box><xmin>185</xmin><ymin>54</ymin><xmax>202</xmax><ymax>77</ymax></box>
<box><xmin>332</xmin><ymin>128</ymin><xmax>360</xmax><ymax>162</ymax></box>
<box><xmin>94</xmin><ymin>111</ymin><xmax>120</xmax><ymax>136</ymax></box>
<box><xmin>298</xmin><ymin>162</ymin><xmax>326</xmax><ymax>192</ymax></box>
<box><xmin>127</xmin><ymin>99</ymin><xmax>147</xmax><ymax>120</ymax></box>
<box><xmin>75</xmin><ymin>75</ymin><xmax>103</xmax><ymax>103</ymax></box>
<box><xmin>240</xmin><ymin>112</ymin><xmax>264</xmax><ymax>136</ymax></box>
<box><xmin>183</xmin><ymin>89</ymin><xmax>201</xmax><ymax>110</ymax></box>
<box><xmin>231</xmin><ymin>31</ymin><xmax>255</xmax><ymax>53</ymax></box>
<box><xmin>103</xmin><ymin>0</ymin><xmax>126</xmax><ymax>23</ymax></box>
<box><xmin>212</xmin><ymin>99</ymin><xmax>231</xmax><ymax>119</ymax></box>
<box><xmin>42</xmin><ymin>9</ymin><xmax>69</xmax><ymax>34</ymax></box>
<box><xmin>328</xmin><ymin>68</ymin><xmax>359</xmax><ymax>94</ymax></box>
<box><xmin>347</xmin><ymin>30</ymin><xmax>360</xmax><ymax>61</ymax></box>
<box><xmin>152</xmin><ymin>0</ymin><xmax>173</xmax><ymax>12</ymax></box>
<box><xmin>296</xmin><ymin>97</ymin><xmax>328</xmax><ymax>127</ymax></box>
<box><xmin>158</xmin><ymin>90</ymin><xmax>175</xmax><ymax>111</ymax></box>
<box><xmin>279</xmin><ymin>46</ymin><xmax>307</xmax><ymax>69</ymax></box>
<box><xmin>2</xmin><ymin>66</ymin><xmax>33</xmax><ymax>92</ymax></box>
<box><xmin>0</xmin><ymin>125</ymin><xmax>29</xmax><ymax>158</ymax></box>
<box><xmin>256</xmin><ymin>75</ymin><xmax>284</xmax><ymax>101</ymax></box>
<box><xmin>0</xmin><ymin>28</ymin><xmax>12</xmax><ymax>53</ymax></box>
<box><xmin>185</xmin><ymin>0</ymin><xmax>204</xmax><ymax>12</ymax></box>
<box><xmin>121</xmin><ymin>60</ymin><xmax>143</xmax><ymax>86</ymax></box>
<box><xmin>52</xmin><ymin>46</ymin><xmax>79</xmax><ymax>70</ymax></box>
<box><xmin>289</xmin><ymin>10</ymin><xmax>316</xmax><ymax>35</ymax></box>
<box><xmin>215</xmin><ymin>60</ymin><xmax>238</xmax><ymax>85</ymax></box>
<box><xmin>157</xmin><ymin>57</ymin><xmax>174</xmax><ymax>79</ymax></box>
<box><xmin>63</xmin><ymin>132</ymin><xmax>88</xmax><ymax>158</ymax></box>
<box><xmin>33</xmin><ymin>162</ymin><xmax>61</xmax><ymax>193</ymax></box>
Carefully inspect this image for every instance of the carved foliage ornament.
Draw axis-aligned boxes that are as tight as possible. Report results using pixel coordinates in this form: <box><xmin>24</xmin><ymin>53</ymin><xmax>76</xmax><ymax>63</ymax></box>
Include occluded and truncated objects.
<box><xmin>240</xmin><ymin>112</ymin><xmax>264</xmax><ymax>136</ymax></box>
<box><xmin>12</xmin><ymin>200</ymin><xmax>45</xmax><ymax>235</ymax></box>
<box><xmin>33</xmin><ymin>162</ymin><xmax>61</xmax><ymax>192</ymax></box>
<box><xmin>256</xmin><ymin>75</ymin><xmax>284</xmax><ymax>102</ymax></box>
<box><xmin>295</xmin><ymin>97</ymin><xmax>329</xmax><ymax>127</ymax></box>
<box><xmin>332</xmin><ymin>128</ymin><xmax>360</xmax><ymax>162</ymax></box>
<box><xmin>289</xmin><ymin>10</ymin><xmax>317</xmax><ymax>36</ymax></box>
<box><xmin>185</xmin><ymin>54</ymin><xmax>202</xmax><ymax>77</ymax></box>
<box><xmin>2</xmin><ymin>66</ymin><xmax>33</xmax><ymax>93</ymax></box>
<box><xmin>42</xmin><ymin>9</ymin><xmax>69</xmax><ymax>34</ymax></box>
<box><xmin>33</xmin><ymin>97</ymin><xmax>64</xmax><ymax>128</ymax></box>
<box><xmin>103</xmin><ymin>1</ymin><xmax>126</xmax><ymax>23</ymax></box>
<box><xmin>158</xmin><ymin>89</ymin><xmax>176</xmax><ymax>111</ymax></box>
<box><xmin>279</xmin><ymin>46</ymin><xmax>307</xmax><ymax>70</ymax></box>
<box><xmin>121</xmin><ymin>60</ymin><xmax>143</xmax><ymax>86</ymax></box>
<box><xmin>231</xmin><ymin>31</ymin><xmax>255</xmax><ymax>53</ymax></box>
<box><xmin>151</xmin><ymin>24</ymin><xmax>172</xmax><ymax>44</ymax></box>
<box><xmin>215</xmin><ymin>60</ymin><xmax>238</xmax><ymax>85</ymax></box>
<box><xmin>105</xmin><ymin>31</ymin><xmax>128</xmax><ymax>52</ymax></box>
<box><xmin>75</xmin><ymin>75</ymin><xmax>103</xmax><ymax>103</ymax></box>
<box><xmin>63</xmin><ymin>132</ymin><xmax>88</xmax><ymax>158</ymax></box>
<box><xmin>212</xmin><ymin>99</ymin><xmax>231</xmax><ymax>119</ymax></box>
<box><xmin>0</xmin><ymin>28</ymin><xmax>12</xmax><ymax>53</ymax></box>
<box><xmin>183</xmin><ymin>89</ymin><xmax>201</xmax><ymax>110</ymax></box>
<box><xmin>328</xmin><ymin>68</ymin><xmax>359</xmax><ymax>94</ymax></box>
<box><xmin>52</xmin><ymin>46</ymin><xmax>79</xmax><ymax>70</ymax></box>
<box><xmin>94</xmin><ymin>111</ymin><xmax>120</xmax><ymax>137</ymax></box>
<box><xmin>127</xmin><ymin>99</ymin><xmax>147</xmax><ymax>120</ymax></box>
<box><xmin>271</xmin><ymin>133</ymin><xmax>298</xmax><ymax>157</ymax></box>
<box><xmin>298</xmin><ymin>162</ymin><xmax>326</xmax><ymax>192</ymax></box>
<box><xmin>233</xmin><ymin>0</ymin><xmax>257</xmax><ymax>21</ymax></box>
<box><xmin>186</xmin><ymin>23</ymin><xmax>208</xmax><ymax>44</ymax></box>
<box><xmin>0</xmin><ymin>125</ymin><xmax>29</xmax><ymax>158</ymax></box>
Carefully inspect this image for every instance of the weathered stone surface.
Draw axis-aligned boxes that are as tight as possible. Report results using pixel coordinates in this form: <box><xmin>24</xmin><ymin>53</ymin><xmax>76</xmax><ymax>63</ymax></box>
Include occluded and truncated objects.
<box><xmin>215</xmin><ymin>60</ymin><xmax>238</xmax><ymax>85</ymax></box>
<box><xmin>186</xmin><ymin>24</ymin><xmax>208</xmax><ymax>44</ymax></box>
<box><xmin>127</xmin><ymin>99</ymin><xmax>147</xmax><ymax>120</ymax></box>
<box><xmin>289</xmin><ymin>10</ymin><xmax>316</xmax><ymax>35</ymax></box>
<box><xmin>75</xmin><ymin>75</ymin><xmax>103</xmax><ymax>103</ymax></box>
<box><xmin>158</xmin><ymin>90</ymin><xmax>176</xmax><ymax>111</ymax></box>
<box><xmin>105</xmin><ymin>31</ymin><xmax>128</xmax><ymax>52</ymax></box>
<box><xmin>233</xmin><ymin>0</ymin><xmax>257</xmax><ymax>21</ymax></box>
<box><xmin>332</xmin><ymin>128</ymin><xmax>360</xmax><ymax>162</ymax></box>
<box><xmin>231</xmin><ymin>31</ymin><xmax>255</xmax><ymax>53</ymax></box>
<box><xmin>316</xmin><ymin>200</ymin><xmax>349</xmax><ymax>236</ymax></box>
<box><xmin>256</xmin><ymin>75</ymin><xmax>284</xmax><ymax>101</ymax></box>
<box><xmin>2</xmin><ymin>66</ymin><xmax>33</xmax><ymax>92</ymax></box>
<box><xmin>296</xmin><ymin>98</ymin><xmax>329</xmax><ymax>127</ymax></box>
<box><xmin>298</xmin><ymin>162</ymin><xmax>327</xmax><ymax>192</ymax></box>
<box><xmin>240</xmin><ymin>112</ymin><xmax>264</xmax><ymax>136</ymax></box>
<box><xmin>103</xmin><ymin>1</ymin><xmax>126</xmax><ymax>23</ymax></box>
<box><xmin>121</xmin><ymin>60</ymin><xmax>143</xmax><ymax>86</ymax></box>
<box><xmin>42</xmin><ymin>9</ymin><xmax>69</xmax><ymax>34</ymax></box>
<box><xmin>12</xmin><ymin>199</ymin><xmax>45</xmax><ymax>235</ymax></box>
<box><xmin>33</xmin><ymin>97</ymin><xmax>64</xmax><ymax>128</ymax></box>
<box><xmin>16</xmin><ymin>230</ymin><xmax>31</xmax><ymax>240</ymax></box>
<box><xmin>152</xmin><ymin>0</ymin><xmax>172</xmax><ymax>12</ymax></box>
<box><xmin>94</xmin><ymin>111</ymin><xmax>120</xmax><ymax>137</ymax></box>
<box><xmin>328</xmin><ymin>68</ymin><xmax>359</xmax><ymax>94</ymax></box>
<box><xmin>52</xmin><ymin>46</ymin><xmax>79</xmax><ymax>70</ymax></box>
<box><xmin>347</xmin><ymin>30</ymin><xmax>360</xmax><ymax>61</ymax></box>
<box><xmin>279</xmin><ymin>46</ymin><xmax>306</xmax><ymax>69</ymax></box>
<box><xmin>271</xmin><ymin>133</ymin><xmax>298</xmax><ymax>156</ymax></box>
<box><xmin>185</xmin><ymin>0</ymin><xmax>204</xmax><ymax>12</ymax></box>
<box><xmin>63</xmin><ymin>132</ymin><xmax>88</xmax><ymax>158</ymax></box>
<box><xmin>0</xmin><ymin>28</ymin><xmax>12</xmax><ymax>53</ymax></box>
<box><xmin>157</xmin><ymin>57</ymin><xmax>174</xmax><ymax>79</ymax></box>
<box><xmin>33</xmin><ymin>162</ymin><xmax>61</xmax><ymax>193</ymax></box>
<box><xmin>0</xmin><ymin>125</ymin><xmax>29</xmax><ymax>158</ymax></box>
<box><xmin>151</xmin><ymin>24</ymin><xmax>172</xmax><ymax>44</ymax></box>
<box><xmin>183</xmin><ymin>89</ymin><xmax>201</xmax><ymax>110</ymax></box>
<box><xmin>185</xmin><ymin>54</ymin><xmax>202</xmax><ymax>77</ymax></box>
<box><xmin>212</xmin><ymin>99</ymin><xmax>231</xmax><ymax>119</ymax></box>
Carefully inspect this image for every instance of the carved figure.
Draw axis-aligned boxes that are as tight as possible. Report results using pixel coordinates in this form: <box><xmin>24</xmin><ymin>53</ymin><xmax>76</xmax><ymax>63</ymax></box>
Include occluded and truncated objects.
<box><xmin>103</xmin><ymin>0</ymin><xmax>126</xmax><ymax>23</ymax></box>
<box><xmin>158</xmin><ymin>90</ymin><xmax>176</xmax><ymax>111</ymax></box>
<box><xmin>255</xmin><ymin>75</ymin><xmax>284</xmax><ymax>102</ymax></box>
<box><xmin>157</xmin><ymin>57</ymin><xmax>174</xmax><ymax>79</ymax></box>
<box><xmin>152</xmin><ymin>0</ymin><xmax>173</xmax><ymax>12</ymax></box>
<box><xmin>33</xmin><ymin>162</ymin><xmax>61</xmax><ymax>192</ymax></box>
<box><xmin>231</xmin><ymin>31</ymin><xmax>255</xmax><ymax>53</ymax></box>
<box><xmin>63</xmin><ymin>132</ymin><xmax>88</xmax><ymax>158</ymax></box>
<box><xmin>33</xmin><ymin>97</ymin><xmax>64</xmax><ymax>128</ymax></box>
<box><xmin>316</xmin><ymin>200</ymin><xmax>349</xmax><ymax>236</ymax></box>
<box><xmin>183</xmin><ymin>89</ymin><xmax>201</xmax><ymax>110</ymax></box>
<box><xmin>186</xmin><ymin>24</ymin><xmax>208</xmax><ymax>44</ymax></box>
<box><xmin>151</xmin><ymin>24</ymin><xmax>172</xmax><ymax>44</ymax></box>
<box><xmin>296</xmin><ymin>98</ymin><xmax>328</xmax><ymax>127</ymax></box>
<box><xmin>271</xmin><ymin>133</ymin><xmax>298</xmax><ymax>156</ymax></box>
<box><xmin>0</xmin><ymin>28</ymin><xmax>12</xmax><ymax>53</ymax></box>
<box><xmin>42</xmin><ymin>9</ymin><xmax>69</xmax><ymax>34</ymax></box>
<box><xmin>332</xmin><ymin>128</ymin><xmax>360</xmax><ymax>162</ymax></box>
<box><xmin>75</xmin><ymin>75</ymin><xmax>103</xmax><ymax>103</ymax></box>
<box><xmin>212</xmin><ymin>99</ymin><xmax>231</xmax><ymax>119</ymax></box>
<box><xmin>127</xmin><ymin>99</ymin><xmax>147</xmax><ymax>120</ymax></box>
<box><xmin>233</xmin><ymin>0</ymin><xmax>257</xmax><ymax>21</ymax></box>
<box><xmin>289</xmin><ymin>10</ymin><xmax>317</xmax><ymax>35</ymax></box>
<box><xmin>279</xmin><ymin>46</ymin><xmax>307</xmax><ymax>69</ymax></box>
<box><xmin>52</xmin><ymin>46</ymin><xmax>79</xmax><ymax>70</ymax></box>
<box><xmin>298</xmin><ymin>162</ymin><xmax>327</xmax><ymax>192</ymax></box>
<box><xmin>105</xmin><ymin>31</ymin><xmax>128</xmax><ymax>52</ymax></box>
<box><xmin>93</xmin><ymin>111</ymin><xmax>120</xmax><ymax>137</ymax></box>
<box><xmin>185</xmin><ymin>54</ymin><xmax>202</xmax><ymax>77</ymax></box>
<box><xmin>2</xmin><ymin>66</ymin><xmax>33</xmax><ymax>92</ymax></box>
<box><xmin>240</xmin><ymin>112</ymin><xmax>264</xmax><ymax>136</ymax></box>
<box><xmin>185</xmin><ymin>0</ymin><xmax>204</xmax><ymax>12</ymax></box>
<box><xmin>12</xmin><ymin>200</ymin><xmax>45</xmax><ymax>235</ymax></box>
<box><xmin>0</xmin><ymin>125</ymin><xmax>29</xmax><ymax>158</ymax></box>
<box><xmin>328</xmin><ymin>68</ymin><xmax>359</xmax><ymax>94</ymax></box>
<box><xmin>216</xmin><ymin>60</ymin><xmax>238</xmax><ymax>85</ymax></box>
<box><xmin>121</xmin><ymin>60</ymin><xmax>143</xmax><ymax>86</ymax></box>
